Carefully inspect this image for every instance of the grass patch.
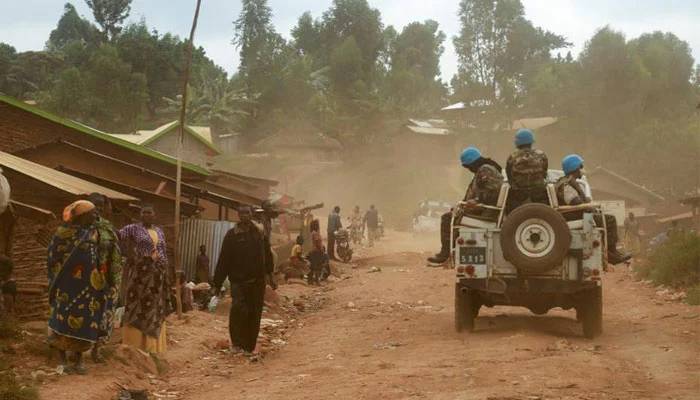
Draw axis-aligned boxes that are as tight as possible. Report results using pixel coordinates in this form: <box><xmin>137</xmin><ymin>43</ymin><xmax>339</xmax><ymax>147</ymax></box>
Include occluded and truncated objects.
<box><xmin>0</xmin><ymin>370</ymin><xmax>39</xmax><ymax>400</ymax></box>
<box><xmin>686</xmin><ymin>285</ymin><xmax>700</xmax><ymax>306</ymax></box>
<box><xmin>636</xmin><ymin>232</ymin><xmax>700</xmax><ymax>304</ymax></box>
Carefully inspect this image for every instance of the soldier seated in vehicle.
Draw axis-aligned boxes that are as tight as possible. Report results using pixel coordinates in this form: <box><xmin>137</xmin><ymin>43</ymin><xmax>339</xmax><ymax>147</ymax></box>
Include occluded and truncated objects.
<box><xmin>555</xmin><ymin>154</ymin><xmax>631</xmax><ymax>265</ymax></box>
<box><xmin>505</xmin><ymin>129</ymin><xmax>549</xmax><ymax>213</ymax></box>
<box><xmin>428</xmin><ymin>146</ymin><xmax>503</xmax><ymax>264</ymax></box>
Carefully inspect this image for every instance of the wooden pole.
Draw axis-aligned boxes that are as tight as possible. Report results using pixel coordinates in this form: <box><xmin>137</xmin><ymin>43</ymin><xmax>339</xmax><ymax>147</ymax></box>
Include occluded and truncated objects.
<box><xmin>174</xmin><ymin>0</ymin><xmax>202</xmax><ymax>319</ymax></box>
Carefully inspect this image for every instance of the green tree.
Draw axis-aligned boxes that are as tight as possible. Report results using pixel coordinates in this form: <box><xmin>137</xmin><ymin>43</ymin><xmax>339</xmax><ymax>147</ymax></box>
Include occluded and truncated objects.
<box><xmin>384</xmin><ymin>20</ymin><xmax>446</xmax><ymax>114</ymax></box>
<box><xmin>320</xmin><ymin>0</ymin><xmax>384</xmax><ymax>84</ymax></box>
<box><xmin>628</xmin><ymin>31</ymin><xmax>695</xmax><ymax>118</ymax></box>
<box><xmin>291</xmin><ymin>11</ymin><xmax>322</xmax><ymax>58</ymax></box>
<box><xmin>47</xmin><ymin>3</ymin><xmax>100</xmax><ymax>50</ymax></box>
<box><xmin>85</xmin><ymin>0</ymin><xmax>132</xmax><ymax>40</ymax></box>
<box><xmin>452</xmin><ymin>0</ymin><xmax>568</xmax><ymax>110</ymax></box>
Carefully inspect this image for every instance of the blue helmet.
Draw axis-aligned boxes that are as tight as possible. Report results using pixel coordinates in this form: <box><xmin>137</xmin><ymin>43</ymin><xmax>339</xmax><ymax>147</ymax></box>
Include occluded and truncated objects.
<box><xmin>514</xmin><ymin>128</ymin><xmax>534</xmax><ymax>147</ymax></box>
<box><xmin>460</xmin><ymin>146</ymin><xmax>481</xmax><ymax>166</ymax></box>
<box><xmin>562</xmin><ymin>154</ymin><xmax>584</xmax><ymax>175</ymax></box>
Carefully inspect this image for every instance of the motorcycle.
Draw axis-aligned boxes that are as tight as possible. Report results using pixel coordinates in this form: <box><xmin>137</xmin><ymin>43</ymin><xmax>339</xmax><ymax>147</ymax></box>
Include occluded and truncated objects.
<box><xmin>334</xmin><ymin>228</ymin><xmax>353</xmax><ymax>263</ymax></box>
<box><xmin>349</xmin><ymin>221</ymin><xmax>363</xmax><ymax>245</ymax></box>
<box><xmin>376</xmin><ymin>215</ymin><xmax>385</xmax><ymax>240</ymax></box>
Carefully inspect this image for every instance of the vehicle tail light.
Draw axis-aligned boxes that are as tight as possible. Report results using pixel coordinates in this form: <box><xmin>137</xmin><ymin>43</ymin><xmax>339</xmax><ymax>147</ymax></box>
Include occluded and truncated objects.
<box><xmin>457</xmin><ymin>265</ymin><xmax>465</xmax><ymax>274</ymax></box>
<box><xmin>465</xmin><ymin>265</ymin><xmax>475</xmax><ymax>276</ymax></box>
<box><xmin>592</xmin><ymin>268</ymin><xmax>600</xmax><ymax>276</ymax></box>
<box><xmin>457</xmin><ymin>237</ymin><xmax>465</xmax><ymax>245</ymax></box>
<box><xmin>592</xmin><ymin>240</ymin><xmax>600</xmax><ymax>248</ymax></box>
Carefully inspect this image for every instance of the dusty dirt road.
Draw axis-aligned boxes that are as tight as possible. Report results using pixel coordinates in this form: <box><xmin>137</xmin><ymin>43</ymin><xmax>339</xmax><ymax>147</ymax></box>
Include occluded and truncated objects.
<box><xmin>37</xmin><ymin>232</ymin><xmax>699</xmax><ymax>400</ymax></box>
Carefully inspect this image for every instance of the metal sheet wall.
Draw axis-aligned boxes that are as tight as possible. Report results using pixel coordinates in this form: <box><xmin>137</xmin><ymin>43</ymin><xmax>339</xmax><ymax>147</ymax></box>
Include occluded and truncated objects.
<box><xmin>179</xmin><ymin>219</ymin><xmax>235</xmax><ymax>280</ymax></box>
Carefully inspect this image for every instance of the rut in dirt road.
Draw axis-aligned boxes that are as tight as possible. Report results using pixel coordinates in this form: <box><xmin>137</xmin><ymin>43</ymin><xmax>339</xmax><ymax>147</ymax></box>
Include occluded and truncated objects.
<box><xmin>180</xmin><ymin>248</ymin><xmax>699</xmax><ymax>400</ymax></box>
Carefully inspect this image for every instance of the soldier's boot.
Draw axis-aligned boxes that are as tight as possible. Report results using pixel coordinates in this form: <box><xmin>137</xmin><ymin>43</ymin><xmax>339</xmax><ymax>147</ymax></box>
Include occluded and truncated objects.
<box><xmin>608</xmin><ymin>249</ymin><xmax>631</xmax><ymax>265</ymax></box>
<box><xmin>427</xmin><ymin>240</ymin><xmax>450</xmax><ymax>264</ymax></box>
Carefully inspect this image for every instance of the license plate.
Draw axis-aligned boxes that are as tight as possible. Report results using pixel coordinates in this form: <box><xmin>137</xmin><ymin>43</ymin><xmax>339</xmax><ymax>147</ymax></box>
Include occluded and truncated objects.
<box><xmin>459</xmin><ymin>247</ymin><xmax>486</xmax><ymax>265</ymax></box>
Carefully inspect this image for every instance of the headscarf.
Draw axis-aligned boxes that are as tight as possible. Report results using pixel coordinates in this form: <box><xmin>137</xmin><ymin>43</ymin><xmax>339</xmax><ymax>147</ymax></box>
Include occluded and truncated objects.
<box><xmin>62</xmin><ymin>200</ymin><xmax>95</xmax><ymax>223</ymax></box>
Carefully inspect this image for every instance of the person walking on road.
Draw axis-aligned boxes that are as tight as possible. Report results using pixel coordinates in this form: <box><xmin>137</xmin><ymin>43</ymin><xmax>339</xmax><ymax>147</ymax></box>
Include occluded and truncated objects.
<box><xmin>624</xmin><ymin>212</ymin><xmax>642</xmax><ymax>255</ymax></box>
<box><xmin>327</xmin><ymin>206</ymin><xmax>342</xmax><ymax>261</ymax></box>
<box><xmin>364</xmin><ymin>205</ymin><xmax>379</xmax><ymax>247</ymax></box>
<box><xmin>212</xmin><ymin>206</ymin><xmax>276</xmax><ymax>355</ymax></box>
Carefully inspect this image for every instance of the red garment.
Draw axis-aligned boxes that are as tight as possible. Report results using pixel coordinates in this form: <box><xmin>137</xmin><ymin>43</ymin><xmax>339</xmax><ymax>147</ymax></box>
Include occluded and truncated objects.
<box><xmin>311</xmin><ymin>231</ymin><xmax>323</xmax><ymax>251</ymax></box>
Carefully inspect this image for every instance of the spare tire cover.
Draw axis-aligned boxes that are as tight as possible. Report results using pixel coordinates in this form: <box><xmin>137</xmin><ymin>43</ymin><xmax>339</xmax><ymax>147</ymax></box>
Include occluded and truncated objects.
<box><xmin>501</xmin><ymin>203</ymin><xmax>570</xmax><ymax>274</ymax></box>
<box><xmin>0</xmin><ymin>170</ymin><xmax>9</xmax><ymax>215</ymax></box>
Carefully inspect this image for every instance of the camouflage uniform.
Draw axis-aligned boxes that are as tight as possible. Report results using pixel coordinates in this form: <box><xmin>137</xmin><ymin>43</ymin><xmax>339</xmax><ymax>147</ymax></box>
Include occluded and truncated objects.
<box><xmin>463</xmin><ymin>164</ymin><xmax>504</xmax><ymax>205</ymax></box>
<box><xmin>554</xmin><ymin>175</ymin><xmax>620</xmax><ymax>251</ymax></box>
<box><xmin>440</xmin><ymin>164</ymin><xmax>504</xmax><ymax>251</ymax></box>
<box><xmin>505</xmin><ymin>148</ymin><xmax>549</xmax><ymax>212</ymax></box>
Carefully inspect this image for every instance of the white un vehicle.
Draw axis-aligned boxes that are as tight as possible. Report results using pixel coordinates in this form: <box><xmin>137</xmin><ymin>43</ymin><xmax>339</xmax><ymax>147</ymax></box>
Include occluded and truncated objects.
<box><xmin>453</xmin><ymin>171</ymin><xmax>605</xmax><ymax>338</ymax></box>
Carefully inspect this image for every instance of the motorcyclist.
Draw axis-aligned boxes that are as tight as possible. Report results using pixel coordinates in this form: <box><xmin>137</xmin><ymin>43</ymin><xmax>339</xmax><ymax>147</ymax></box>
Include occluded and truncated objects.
<box><xmin>555</xmin><ymin>154</ymin><xmax>631</xmax><ymax>265</ymax></box>
<box><xmin>505</xmin><ymin>129</ymin><xmax>549</xmax><ymax>213</ymax></box>
<box><xmin>428</xmin><ymin>147</ymin><xmax>503</xmax><ymax>264</ymax></box>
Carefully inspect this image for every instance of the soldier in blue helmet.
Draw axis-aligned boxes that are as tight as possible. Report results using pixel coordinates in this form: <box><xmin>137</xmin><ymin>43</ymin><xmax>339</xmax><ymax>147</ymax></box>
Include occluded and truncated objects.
<box><xmin>505</xmin><ymin>129</ymin><xmax>549</xmax><ymax>213</ymax></box>
<box><xmin>428</xmin><ymin>147</ymin><xmax>503</xmax><ymax>264</ymax></box>
<box><xmin>555</xmin><ymin>154</ymin><xmax>631</xmax><ymax>265</ymax></box>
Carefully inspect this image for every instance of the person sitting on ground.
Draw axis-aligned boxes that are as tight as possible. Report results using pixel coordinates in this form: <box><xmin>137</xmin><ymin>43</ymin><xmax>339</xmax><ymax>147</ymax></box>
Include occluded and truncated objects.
<box><xmin>505</xmin><ymin>128</ymin><xmax>549</xmax><ymax>213</ymax></box>
<box><xmin>285</xmin><ymin>235</ymin><xmax>309</xmax><ymax>281</ymax></box>
<box><xmin>0</xmin><ymin>255</ymin><xmax>16</xmax><ymax>315</ymax></box>
<box><xmin>555</xmin><ymin>154</ymin><xmax>631</xmax><ymax>265</ymax></box>
<box><xmin>428</xmin><ymin>146</ymin><xmax>503</xmax><ymax>264</ymax></box>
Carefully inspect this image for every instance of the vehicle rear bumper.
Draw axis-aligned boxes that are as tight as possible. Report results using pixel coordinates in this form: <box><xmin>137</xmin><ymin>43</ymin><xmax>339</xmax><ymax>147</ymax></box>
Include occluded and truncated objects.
<box><xmin>458</xmin><ymin>277</ymin><xmax>598</xmax><ymax>294</ymax></box>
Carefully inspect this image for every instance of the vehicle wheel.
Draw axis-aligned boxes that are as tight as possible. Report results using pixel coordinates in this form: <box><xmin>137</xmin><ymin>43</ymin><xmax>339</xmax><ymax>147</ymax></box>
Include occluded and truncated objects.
<box><xmin>581</xmin><ymin>286</ymin><xmax>603</xmax><ymax>338</ymax></box>
<box><xmin>501</xmin><ymin>203</ymin><xmax>571</xmax><ymax>274</ymax></box>
<box><xmin>455</xmin><ymin>284</ymin><xmax>476</xmax><ymax>332</ymax></box>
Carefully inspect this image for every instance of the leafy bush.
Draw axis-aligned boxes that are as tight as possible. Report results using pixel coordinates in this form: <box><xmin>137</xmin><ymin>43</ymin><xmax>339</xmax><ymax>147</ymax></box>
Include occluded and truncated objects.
<box><xmin>0</xmin><ymin>370</ymin><xmax>38</xmax><ymax>400</ymax></box>
<box><xmin>636</xmin><ymin>232</ymin><xmax>700</xmax><ymax>291</ymax></box>
<box><xmin>686</xmin><ymin>285</ymin><xmax>700</xmax><ymax>306</ymax></box>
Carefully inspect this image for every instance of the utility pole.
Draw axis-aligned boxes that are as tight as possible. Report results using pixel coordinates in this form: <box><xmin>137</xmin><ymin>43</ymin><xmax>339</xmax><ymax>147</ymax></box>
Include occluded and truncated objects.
<box><xmin>174</xmin><ymin>0</ymin><xmax>202</xmax><ymax>318</ymax></box>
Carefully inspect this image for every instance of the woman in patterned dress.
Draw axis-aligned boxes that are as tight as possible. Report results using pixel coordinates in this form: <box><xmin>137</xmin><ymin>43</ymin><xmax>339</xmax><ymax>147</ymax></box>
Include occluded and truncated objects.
<box><xmin>119</xmin><ymin>204</ymin><xmax>170</xmax><ymax>353</ymax></box>
<box><xmin>47</xmin><ymin>200</ymin><xmax>120</xmax><ymax>374</ymax></box>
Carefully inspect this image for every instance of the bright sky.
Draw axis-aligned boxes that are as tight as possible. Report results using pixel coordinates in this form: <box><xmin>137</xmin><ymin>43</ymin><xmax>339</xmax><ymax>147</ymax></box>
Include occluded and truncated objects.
<box><xmin>1</xmin><ymin>0</ymin><xmax>698</xmax><ymax>81</ymax></box>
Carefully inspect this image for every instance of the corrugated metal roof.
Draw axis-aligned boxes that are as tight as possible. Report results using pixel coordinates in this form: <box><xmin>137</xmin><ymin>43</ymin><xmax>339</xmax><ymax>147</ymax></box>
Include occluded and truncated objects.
<box><xmin>0</xmin><ymin>150</ymin><xmax>137</xmax><ymax>201</ymax></box>
<box><xmin>0</xmin><ymin>94</ymin><xmax>210</xmax><ymax>176</ymax></box>
<box><xmin>405</xmin><ymin>125</ymin><xmax>450</xmax><ymax>135</ymax></box>
<box><xmin>511</xmin><ymin>117</ymin><xmax>558</xmax><ymax>130</ymax></box>
<box><xmin>588</xmin><ymin>166</ymin><xmax>665</xmax><ymax>202</ymax></box>
<box><xmin>114</xmin><ymin>121</ymin><xmax>220</xmax><ymax>154</ymax></box>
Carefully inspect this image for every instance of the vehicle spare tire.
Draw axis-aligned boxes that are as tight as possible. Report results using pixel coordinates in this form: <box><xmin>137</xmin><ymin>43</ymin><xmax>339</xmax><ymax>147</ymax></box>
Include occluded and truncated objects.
<box><xmin>501</xmin><ymin>203</ymin><xmax>571</xmax><ymax>274</ymax></box>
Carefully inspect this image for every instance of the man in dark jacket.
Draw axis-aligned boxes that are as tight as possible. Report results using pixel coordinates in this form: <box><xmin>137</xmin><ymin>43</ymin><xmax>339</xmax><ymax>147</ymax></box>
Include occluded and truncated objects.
<box><xmin>212</xmin><ymin>206</ymin><xmax>276</xmax><ymax>354</ymax></box>
<box><xmin>364</xmin><ymin>205</ymin><xmax>379</xmax><ymax>247</ymax></box>
<box><xmin>327</xmin><ymin>206</ymin><xmax>342</xmax><ymax>261</ymax></box>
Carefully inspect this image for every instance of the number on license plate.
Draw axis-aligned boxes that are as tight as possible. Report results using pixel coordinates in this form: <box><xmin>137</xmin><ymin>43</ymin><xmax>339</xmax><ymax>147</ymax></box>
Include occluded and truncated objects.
<box><xmin>459</xmin><ymin>247</ymin><xmax>485</xmax><ymax>265</ymax></box>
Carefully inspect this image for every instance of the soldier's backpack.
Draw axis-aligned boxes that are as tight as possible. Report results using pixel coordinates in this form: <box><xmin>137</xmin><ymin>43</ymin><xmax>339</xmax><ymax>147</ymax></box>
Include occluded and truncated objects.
<box><xmin>510</xmin><ymin>149</ymin><xmax>547</xmax><ymax>189</ymax></box>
